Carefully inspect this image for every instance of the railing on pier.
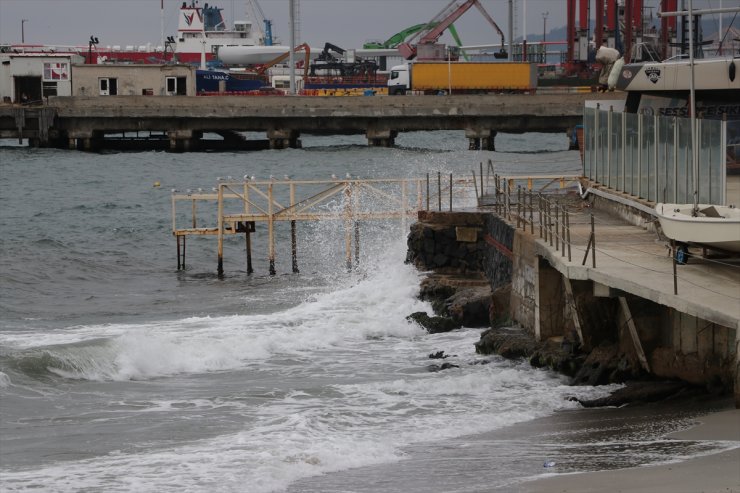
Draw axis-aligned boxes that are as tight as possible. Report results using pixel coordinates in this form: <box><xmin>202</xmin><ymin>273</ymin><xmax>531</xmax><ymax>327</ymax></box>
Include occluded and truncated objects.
<box><xmin>171</xmin><ymin>175</ymin><xmax>475</xmax><ymax>274</ymax></box>
<box><xmin>479</xmin><ymin>169</ymin><xmax>740</xmax><ymax>299</ymax></box>
<box><xmin>479</xmin><ymin>172</ymin><xmax>581</xmax><ymax>264</ymax></box>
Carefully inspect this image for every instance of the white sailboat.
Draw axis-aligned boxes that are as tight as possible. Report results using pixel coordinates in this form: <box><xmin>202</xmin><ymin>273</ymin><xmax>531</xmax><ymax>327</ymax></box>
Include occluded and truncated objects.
<box><xmin>653</xmin><ymin>0</ymin><xmax>740</xmax><ymax>262</ymax></box>
<box><xmin>655</xmin><ymin>203</ymin><xmax>740</xmax><ymax>256</ymax></box>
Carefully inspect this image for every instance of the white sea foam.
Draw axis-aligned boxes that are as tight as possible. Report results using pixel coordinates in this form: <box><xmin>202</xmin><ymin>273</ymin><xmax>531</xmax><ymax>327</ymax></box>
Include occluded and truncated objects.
<box><xmin>0</xmin><ymin>371</ymin><xmax>11</xmax><ymax>388</ymax></box>
<box><xmin>0</xmin><ymin>355</ymin><xmax>621</xmax><ymax>493</ymax></box>
<box><xmin>14</xmin><ymin>238</ymin><xmax>429</xmax><ymax>382</ymax></box>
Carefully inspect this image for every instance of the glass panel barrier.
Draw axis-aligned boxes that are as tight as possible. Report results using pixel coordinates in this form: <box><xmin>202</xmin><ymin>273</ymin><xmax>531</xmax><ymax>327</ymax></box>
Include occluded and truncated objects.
<box><xmin>676</xmin><ymin>117</ymin><xmax>692</xmax><ymax>204</ymax></box>
<box><xmin>583</xmin><ymin>109</ymin><xmax>724</xmax><ymax>205</ymax></box>
<box><xmin>642</xmin><ymin>114</ymin><xmax>655</xmax><ymax>201</ymax></box>
<box><xmin>611</xmin><ymin>112</ymin><xmax>622</xmax><ymax>191</ymax></box>
<box><xmin>657</xmin><ymin>115</ymin><xmax>672</xmax><ymax>203</ymax></box>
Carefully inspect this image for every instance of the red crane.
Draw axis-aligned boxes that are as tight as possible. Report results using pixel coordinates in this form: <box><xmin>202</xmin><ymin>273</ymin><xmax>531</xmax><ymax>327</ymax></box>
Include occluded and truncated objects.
<box><xmin>398</xmin><ymin>0</ymin><xmax>506</xmax><ymax>60</ymax></box>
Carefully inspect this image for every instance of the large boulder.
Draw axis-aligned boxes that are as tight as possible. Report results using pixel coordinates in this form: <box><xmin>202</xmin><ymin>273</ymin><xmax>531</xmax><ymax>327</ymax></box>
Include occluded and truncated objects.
<box><xmin>407</xmin><ymin>312</ymin><xmax>461</xmax><ymax>334</ymax></box>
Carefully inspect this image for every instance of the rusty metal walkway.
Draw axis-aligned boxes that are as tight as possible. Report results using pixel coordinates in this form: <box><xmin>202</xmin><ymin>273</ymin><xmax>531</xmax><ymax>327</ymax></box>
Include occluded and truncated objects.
<box><xmin>171</xmin><ymin>176</ymin><xmax>463</xmax><ymax>275</ymax></box>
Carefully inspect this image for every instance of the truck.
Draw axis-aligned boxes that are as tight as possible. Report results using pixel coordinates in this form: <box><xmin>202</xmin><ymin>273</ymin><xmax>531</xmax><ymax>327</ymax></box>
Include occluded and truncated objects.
<box><xmin>387</xmin><ymin>61</ymin><xmax>537</xmax><ymax>95</ymax></box>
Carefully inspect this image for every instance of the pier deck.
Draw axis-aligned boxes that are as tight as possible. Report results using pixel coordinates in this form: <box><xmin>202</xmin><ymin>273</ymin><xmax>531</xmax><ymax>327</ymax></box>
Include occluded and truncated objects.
<box><xmin>0</xmin><ymin>92</ymin><xmax>622</xmax><ymax>151</ymax></box>
<box><xmin>484</xmin><ymin>174</ymin><xmax>740</xmax><ymax>331</ymax></box>
<box><xmin>536</xmin><ymin>201</ymin><xmax>740</xmax><ymax>331</ymax></box>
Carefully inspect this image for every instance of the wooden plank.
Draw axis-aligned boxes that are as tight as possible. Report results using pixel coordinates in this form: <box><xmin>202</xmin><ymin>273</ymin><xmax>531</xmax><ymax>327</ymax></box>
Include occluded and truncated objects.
<box><xmin>563</xmin><ymin>278</ymin><xmax>584</xmax><ymax>345</ymax></box>
<box><xmin>619</xmin><ymin>296</ymin><xmax>651</xmax><ymax>373</ymax></box>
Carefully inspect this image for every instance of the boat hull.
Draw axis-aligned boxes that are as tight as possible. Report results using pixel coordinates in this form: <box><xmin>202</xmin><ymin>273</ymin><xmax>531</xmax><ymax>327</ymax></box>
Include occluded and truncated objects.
<box><xmin>655</xmin><ymin>203</ymin><xmax>740</xmax><ymax>253</ymax></box>
<box><xmin>217</xmin><ymin>45</ymin><xmax>313</xmax><ymax>66</ymax></box>
<box><xmin>196</xmin><ymin>70</ymin><xmax>267</xmax><ymax>93</ymax></box>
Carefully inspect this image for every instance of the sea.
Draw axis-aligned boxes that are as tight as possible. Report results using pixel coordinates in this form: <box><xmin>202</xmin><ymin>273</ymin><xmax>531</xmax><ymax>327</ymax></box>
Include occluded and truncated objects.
<box><xmin>0</xmin><ymin>131</ymin><xmax>735</xmax><ymax>492</ymax></box>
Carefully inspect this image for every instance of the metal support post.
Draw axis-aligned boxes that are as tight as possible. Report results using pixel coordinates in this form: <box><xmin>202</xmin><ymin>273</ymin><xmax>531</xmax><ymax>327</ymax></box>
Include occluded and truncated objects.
<box><xmin>437</xmin><ymin>171</ymin><xmax>442</xmax><ymax>212</ymax></box>
<box><xmin>529</xmin><ymin>189</ymin><xmax>534</xmax><ymax>234</ymax></box>
<box><xmin>449</xmin><ymin>173</ymin><xmax>453</xmax><ymax>211</ymax></box>
<box><xmin>555</xmin><ymin>204</ymin><xmax>559</xmax><ymax>251</ymax></box>
<box><xmin>426</xmin><ymin>173</ymin><xmax>430</xmax><ymax>211</ymax></box>
<box><xmin>560</xmin><ymin>206</ymin><xmax>565</xmax><ymax>257</ymax></box>
<box><xmin>416</xmin><ymin>178</ymin><xmax>423</xmax><ymax>212</ymax></box>
<box><xmin>217</xmin><ymin>183</ymin><xmax>224</xmax><ymax>276</ymax></box>
<box><xmin>637</xmin><ymin>111</ymin><xmax>643</xmax><ymax>198</ymax></box>
<box><xmin>590</xmin><ymin>213</ymin><xmax>596</xmax><ymax>268</ymax></box>
<box><xmin>506</xmin><ymin>180</ymin><xmax>511</xmax><ymax>221</ymax></box>
<box><xmin>672</xmin><ymin>239</ymin><xmax>678</xmax><ymax>295</ymax></box>
<box><xmin>495</xmin><ymin>175</ymin><xmax>500</xmax><ymax>215</ymax></box>
<box><xmin>268</xmin><ymin>183</ymin><xmax>276</xmax><ymax>276</ymax></box>
<box><xmin>246</xmin><ymin>226</ymin><xmax>253</xmax><ymax>275</ymax></box>
<box><xmin>566</xmin><ymin>210</ymin><xmax>571</xmax><ymax>262</ymax></box>
<box><xmin>479</xmin><ymin>161</ymin><xmax>484</xmax><ymax>198</ymax></box>
<box><xmin>291</xmin><ymin>220</ymin><xmax>299</xmax><ymax>273</ymax></box>
<box><xmin>548</xmin><ymin>200</ymin><xmax>553</xmax><ymax>247</ymax></box>
<box><xmin>538</xmin><ymin>194</ymin><xmax>543</xmax><ymax>238</ymax></box>
<box><xmin>517</xmin><ymin>186</ymin><xmax>522</xmax><ymax>229</ymax></box>
<box><xmin>344</xmin><ymin>184</ymin><xmax>353</xmax><ymax>271</ymax></box>
<box><xmin>354</xmin><ymin>221</ymin><xmax>360</xmax><ymax>269</ymax></box>
<box><xmin>472</xmin><ymin>170</ymin><xmax>479</xmax><ymax>205</ymax></box>
<box><xmin>607</xmin><ymin>106</ymin><xmax>613</xmax><ymax>188</ymax></box>
<box><xmin>402</xmin><ymin>179</ymin><xmax>408</xmax><ymax>233</ymax></box>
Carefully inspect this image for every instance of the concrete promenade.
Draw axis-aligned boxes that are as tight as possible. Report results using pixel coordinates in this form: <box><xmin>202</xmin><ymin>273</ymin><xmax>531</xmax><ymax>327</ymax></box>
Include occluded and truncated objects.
<box><xmin>0</xmin><ymin>92</ymin><xmax>622</xmax><ymax>150</ymax></box>
<box><xmin>535</xmin><ymin>201</ymin><xmax>740</xmax><ymax>332</ymax></box>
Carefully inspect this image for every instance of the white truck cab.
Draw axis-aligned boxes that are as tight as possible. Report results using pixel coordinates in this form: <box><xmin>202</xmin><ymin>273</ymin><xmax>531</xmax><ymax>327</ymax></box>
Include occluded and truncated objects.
<box><xmin>388</xmin><ymin>63</ymin><xmax>410</xmax><ymax>95</ymax></box>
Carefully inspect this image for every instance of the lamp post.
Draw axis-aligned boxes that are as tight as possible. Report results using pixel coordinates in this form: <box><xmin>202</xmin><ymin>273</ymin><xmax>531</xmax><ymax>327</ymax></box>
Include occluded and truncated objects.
<box><xmin>21</xmin><ymin>19</ymin><xmax>28</xmax><ymax>43</ymax></box>
<box><xmin>542</xmin><ymin>11</ymin><xmax>549</xmax><ymax>63</ymax></box>
<box><xmin>88</xmin><ymin>36</ymin><xmax>99</xmax><ymax>64</ymax></box>
<box><xmin>447</xmin><ymin>46</ymin><xmax>452</xmax><ymax>95</ymax></box>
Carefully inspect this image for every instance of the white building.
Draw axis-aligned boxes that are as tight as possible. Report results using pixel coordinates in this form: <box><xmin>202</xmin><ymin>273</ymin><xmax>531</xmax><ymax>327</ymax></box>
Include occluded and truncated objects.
<box><xmin>0</xmin><ymin>53</ymin><xmax>83</xmax><ymax>103</ymax></box>
<box><xmin>71</xmin><ymin>64</ymin><xmax>195</xmax><ymax>97</ymax></box>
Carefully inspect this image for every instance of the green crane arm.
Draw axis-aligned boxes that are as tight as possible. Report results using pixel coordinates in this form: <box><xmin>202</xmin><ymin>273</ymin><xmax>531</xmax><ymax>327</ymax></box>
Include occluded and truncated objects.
<box><xmin>363</xmin><ymin>23</ymin><xmax>434</xmax><ymax>49</ymax></box>
<box><xmin>383</xmin><ymin>23</ymin><xmax>430</xmax><ymax>48</ymax></box>
<box><xmin>363</xmin><ymin>22</ymin><xmax>468</xmax><ymax>55</ymax></box>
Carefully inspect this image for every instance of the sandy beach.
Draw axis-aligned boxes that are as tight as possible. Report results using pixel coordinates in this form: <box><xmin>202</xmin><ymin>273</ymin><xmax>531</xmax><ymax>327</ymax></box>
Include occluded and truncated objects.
<box><xmin>519</xmin><ymin>409</ymin><xmax>740</xmax><ymax>493</ymax></box>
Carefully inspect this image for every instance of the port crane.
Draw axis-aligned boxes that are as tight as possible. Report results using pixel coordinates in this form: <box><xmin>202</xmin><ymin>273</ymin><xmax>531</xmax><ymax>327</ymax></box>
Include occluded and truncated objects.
<box><xmin>364</xmin><ymin>23</ymin><xmax>430</xmax><ymax>50</ymax></box>
<box><xmin>255</xmin><ymin>43</ymin><xmax>310</xmax><ymax>79</ymax></box>
<box><xmin>364</xmin><ymin>22</ymin><xmax>470</xmax><ymax>60</ymax></box>
<box><xmin>309</xmin><ymin>43</ymin><xmax>380</xmax><ymax>77</ymax></box>
<box><xmin>398</xmin><ymin>0</ymin><xmax>506</xmax><ymax>60</ymax></box>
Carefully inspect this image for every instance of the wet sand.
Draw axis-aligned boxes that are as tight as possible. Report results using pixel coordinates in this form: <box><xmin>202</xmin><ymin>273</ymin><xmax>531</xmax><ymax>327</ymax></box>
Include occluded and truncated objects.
<box><xmin>520</xmin><ymin>409</ymin><xmax>740</xmax><ymax>493</ymax></box>
<box><xmin>287</xmin><ymin>397</ymin><xmax>737</xmax><ymax>493</ymax></box>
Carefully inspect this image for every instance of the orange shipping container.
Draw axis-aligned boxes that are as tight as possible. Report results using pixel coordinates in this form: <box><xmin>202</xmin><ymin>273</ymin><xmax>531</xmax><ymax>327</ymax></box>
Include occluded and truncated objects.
<box><xmin>411</xmin><ymin>62</ymin><xmax>537</xmax><ymax>92</ymax></box>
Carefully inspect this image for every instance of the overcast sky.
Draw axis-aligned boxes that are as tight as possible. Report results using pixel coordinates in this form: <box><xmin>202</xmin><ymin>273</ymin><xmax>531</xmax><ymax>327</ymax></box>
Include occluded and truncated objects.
<box><xmin>0</xmin><ymin>0</ymin><xmax>728</xmax><ymax>49</ymax></box>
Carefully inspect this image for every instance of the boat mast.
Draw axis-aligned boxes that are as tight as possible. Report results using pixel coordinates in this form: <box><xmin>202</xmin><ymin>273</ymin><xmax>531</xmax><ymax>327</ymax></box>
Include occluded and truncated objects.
<box><xmin>201</xmin><ymin>6</ymin><xmax>207</xmax><ymax>70</ymax></box>
<box><xmin>688</xmin><ymin>0</ymin><xmax>697</xmax><ymax>214</ymax></box>
<box><xmin>289</xmin><ymin>0</ymin><xmax>296</xmax><ymax>94</ymax></box>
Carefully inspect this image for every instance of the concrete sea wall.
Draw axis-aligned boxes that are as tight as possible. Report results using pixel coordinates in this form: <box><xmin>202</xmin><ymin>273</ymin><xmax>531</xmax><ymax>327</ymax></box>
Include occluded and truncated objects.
<box><xmin>406</xmin><ymin>199</ymin><xmax>739</xmax><ymax>406</ymax></box>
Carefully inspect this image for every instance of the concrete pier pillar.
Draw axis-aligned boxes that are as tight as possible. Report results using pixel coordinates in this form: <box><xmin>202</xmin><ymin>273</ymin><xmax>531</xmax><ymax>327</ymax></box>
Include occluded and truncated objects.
<box><xmin>168</xmin><ymin>129</ymin><xmax>196</xmax><ymax>153</ymax></box>
<box><xmin>68</xmin><ymin>138</ymin><xmax>77</xmax><ymax>150</ymax></box>
<box><xmin>267</xmin><ymin>129</ymin><xmax>301</xmax><ymax>149</ymax></box>
<box><xmin>534</xmin><ymin>257</ymin><xmax>565</xmax><ymax>342</ymax></box>
<box><xmin>482</xmin><ymin>132</ymin><xmax>496</xmax><ymax>151</ymax></box>
<box><xmin>366</xmin><ymin>128</ymin><xmax>397</xmax><ymax>147</ymax></box>
<box><xmin>465</xmin><ymin>128</ymin><xmax>495</xmax><ymax>151</ymax></box>
<box><xmin>67</xmin><ymin>130</ymin><xmax>96</xmax><ymax>151</ymax></box>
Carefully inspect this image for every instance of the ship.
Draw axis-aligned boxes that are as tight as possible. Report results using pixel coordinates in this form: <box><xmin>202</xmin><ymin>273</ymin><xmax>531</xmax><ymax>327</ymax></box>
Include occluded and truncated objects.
<box><xmin>1</xmin><ymin>1</ymin><xmax>289</xmax><ymax>66</ymax></box>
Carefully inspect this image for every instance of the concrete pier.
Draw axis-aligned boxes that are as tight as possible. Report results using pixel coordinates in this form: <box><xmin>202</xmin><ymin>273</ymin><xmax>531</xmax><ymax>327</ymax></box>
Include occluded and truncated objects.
<box><xmin>0</xmin><ymin>92</ymin><xmax>621</xmax><ymax>151</ymax></box>
<box><xmin>407</xmin><ymin>178</ymin><xmax>740</xmax><ymax>406</ymax></box>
